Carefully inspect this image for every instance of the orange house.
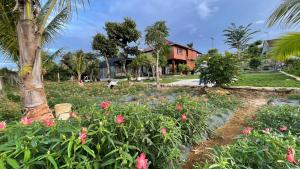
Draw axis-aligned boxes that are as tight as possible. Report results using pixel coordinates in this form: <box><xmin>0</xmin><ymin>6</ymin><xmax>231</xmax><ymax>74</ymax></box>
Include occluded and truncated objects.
<box><xmin>143</xmin><ymin>40</ymin><xmax>202</xmax><ymax>74</ymax></box>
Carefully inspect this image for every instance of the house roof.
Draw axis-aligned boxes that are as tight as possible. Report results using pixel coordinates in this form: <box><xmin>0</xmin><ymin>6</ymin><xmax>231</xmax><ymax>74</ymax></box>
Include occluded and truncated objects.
<box><xmin>143</xmin><ymin>40</ymin><xmax>202</xmax><ymax>54</ymax></box>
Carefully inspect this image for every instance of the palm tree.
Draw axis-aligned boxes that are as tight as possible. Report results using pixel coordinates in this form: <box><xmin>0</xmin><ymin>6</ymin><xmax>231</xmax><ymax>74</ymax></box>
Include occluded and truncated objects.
<box><xmin>72</xmin><ymin>51</ymin><xmax>87</xmax><ymax>82</ymax></box>
<box><xmin>267</xmin><ymin>0</ymin><xmax>300</xmax><ymax>61</ymax></box>
<box><xmin>223</xmin><ymin>23</ymin><xmax>259</xmax><ymax>59</ymax></box>
<box><xmin>0</xmin><ymin>0</ymin><xmax>87</xmax><ymax>121</ymax></box>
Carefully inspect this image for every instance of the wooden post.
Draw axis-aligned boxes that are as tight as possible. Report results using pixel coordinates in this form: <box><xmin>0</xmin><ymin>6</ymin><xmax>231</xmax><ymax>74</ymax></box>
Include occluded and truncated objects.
<box><xmin>172</xmin><ymin>60</ymin><xmax>176</xmax><ymax>74</ymax></box>
<box><xmin>0</xmin><ymin>76</ymin><xmax>3</xmax><ymax>97</ymax></box>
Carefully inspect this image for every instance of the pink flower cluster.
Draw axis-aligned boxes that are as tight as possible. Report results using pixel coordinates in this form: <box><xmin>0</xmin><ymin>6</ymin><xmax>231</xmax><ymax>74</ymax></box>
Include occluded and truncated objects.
<box><xmin>20</xmin><ymin>116</ymin><xmax>33</xmax><ymax>125</ymax></box>
<box><xmin>100</xmin><ymin>101</ymin><xmax>111</xmax><ymax>110</ymax></box>
<box><xmin>286</xmin><ymin>148</ymin><xmax>297</xmax><ymax>164</ymax></box>
<box><xmin>0</xmin><ymin>121</ymin><xmax>6</xmax><ymax>131</ymax></box>
<box><xmin>136</xmin><ymin>152</ymin><xmax>148</xmax><ymax>169</ymax></box>
<box><xmin>242</xmin><ymin>127</ymin><xmax>253</xmax><ymax>135</ymax></box>
<box><xmin>115</xmin><ymin>115</ymin><xmax>124</xmax><ymax>125</ymax></box>
<box><xmin>176</xmin><ymin>104</ymin><xmax>183</xmax><ymax>111</ymax></box>
<box><xmin>79</xmin><ymin>127</ymin><xmax>88</xmax><ymax>144</ymax></box>
<box><xmin>43</xmin><ymin>119</ymin><xmax>55</xmax><ymax>127</ymax></box>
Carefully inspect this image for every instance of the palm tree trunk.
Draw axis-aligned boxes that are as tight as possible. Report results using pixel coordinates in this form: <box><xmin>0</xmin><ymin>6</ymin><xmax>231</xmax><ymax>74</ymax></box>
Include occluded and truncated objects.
<box><xmin>156</xmin><ymin>52</ymin><xmax>160</xmax><ymax>88</ymax></box>
<box><xmin>105</xmin><ymin>56</ymin><xmax>111</xmax><ymax>79</ymax></box>
<box><xmin>17</xmin><ymin>16</ymin><xmax>53</xmax><ymax>121</ymax></box>
<box><xmin>77</xmin><ymin>73</ymin><xmax>81</xmax><ymax>82</ymax></box>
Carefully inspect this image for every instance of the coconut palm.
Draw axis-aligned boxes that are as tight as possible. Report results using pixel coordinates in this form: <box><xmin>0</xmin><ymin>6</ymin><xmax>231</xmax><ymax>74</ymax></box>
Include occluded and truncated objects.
<box><xmin>0</xmin><ymin>0</ymin><xmax>87</xmax><ymax>121</ymax></box>
<box><xmin>271</xmin><ymin>33</ymin><xmax>300</xmax><ymax>60</ymax></box>
<box><xmin>223</xmin><ymin>23</ymin><xmax>259</xmax><ymax>59</ymax></box>
<box><xmin>267</xmin><ymin>0</ymin><xmax>300</xmax><ymax>27</ymax></box>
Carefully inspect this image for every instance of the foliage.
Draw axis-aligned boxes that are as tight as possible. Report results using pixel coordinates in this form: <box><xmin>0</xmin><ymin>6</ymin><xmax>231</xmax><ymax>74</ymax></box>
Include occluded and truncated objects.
<box><xmin>267</xmin><ymin>0</ymin><xmax>300</xmax><ymax>27</ymax></box>
<box><xmin>187</xmin><ymin>43</ymin><xmax>194</xmax><ymax>48</ymax></box>
<box><xmin>249</xmin><ymin>57</ymin><xmax>261</xmax><ymax>70</ymax></box>
<box><xmin>199</xmin><ymin>50</ymin><xmax>239</xmax><ymax>86</ymax></box>
<box><xmin>61</xmin><ymin>51</ymin><xmax>88</xmax><ymax>81</ymax></box>
<box><xmin>178</xmin><ymin>64</ymin><xmax>190</xmax><ymax>74</ymax></box>
<box><xmin>271</xmin><ymin>33</ymin><xmax>300</xmax><ymax>61</ymax></box>
<box><xmin>232</xmin><ymin>72</ymin><xmax>300</xmax><ymax>87</ymax></box>
<box><xmin>245</xmin><ymin>40</ymin><xmax>263</xmax><ymax>58</ymax></box>
<box><xmin>223</xmin><ymin>23</ymin><xmax>259</xmax><ymax>58</ymax></box>
<box><xmin>248</xmin><ymin>105</ymin><xmax>300</xmax><ymax>136</ymax></box>
<box><xmin>284</xmin><ymin>58</ymin><xmax>300</xmax><ymax>76</ymax></box>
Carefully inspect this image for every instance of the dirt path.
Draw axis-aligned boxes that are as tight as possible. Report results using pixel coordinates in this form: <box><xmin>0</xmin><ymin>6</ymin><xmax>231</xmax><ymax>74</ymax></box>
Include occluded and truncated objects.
<box><xmin>183</xmin><ymin>90</ymin><xmax>270</xmax><ymax>169</ymax></box>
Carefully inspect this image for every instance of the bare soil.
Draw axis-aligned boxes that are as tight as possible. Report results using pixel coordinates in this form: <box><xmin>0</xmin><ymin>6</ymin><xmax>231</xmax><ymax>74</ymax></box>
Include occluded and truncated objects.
<box><xmin>182</xmin><ymin>89</ymin><xmax>286</xmax><ymax>169</ymax></box>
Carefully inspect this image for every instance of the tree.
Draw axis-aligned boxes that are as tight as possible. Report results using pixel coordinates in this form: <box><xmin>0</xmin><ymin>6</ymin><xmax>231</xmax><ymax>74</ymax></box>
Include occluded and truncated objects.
<box><xmin>41</xmin><ymin>48</ymin><xmax>63</xmax><ymax>81</ymax></box>
<box><xmin>129</xmin><ymin>53</ymin><xmax>155</xmax><ymax>79</ymax></box>
<box><xmin>187</xmin><ymin>42</ymin><xmax>194</xmax><ymax>48</ymax></box>
<box><xmin>245</xmin><ymin>40</ymin><xmax>263</xmax><ymax>58</ymax></box>
<box><xmin>271</xmin><ymin>33</ymin><xmax>300</xmax><ymax>61</ymax></box>
<box><xmin>223</xmin><ymin>23</ymin><xmax>259</xmax><ymax>59</ymax></box>
<box><xmin>85</xmin><ymin>52</ymin><xmax>100</xmax><ymax>81</ymax></box>
<box><xmin>249</xmin><ymin>57</ymin><xmax>262</xmax><ymax>70</ymax></box>
<box><xmin>0</xmin><ymin>0</ymin><xmax>87</xmax><ymax>121</ymax></box>
<box><xmin>145</xmin><ymin>21</ymin><xmax>169</xmax><ymax>88</ymax></box>
<box><xmin>105</xmin><ymin>17</ymin><xmax>141</xmax><ymax>79</ymax></box>
<box><xmin>61</xmin><ymin>51</ymin><xmax>87</xmax><ymax>82</ymax></box>
<box><xmin>267</xmin><ymin>0</ymin><xmax>300</xmax><ymax>27</ymax></box>
<box><xmin>92</xmin><ymin>33</ymin><xmax>117</xmax><ymax>79</ymax></box>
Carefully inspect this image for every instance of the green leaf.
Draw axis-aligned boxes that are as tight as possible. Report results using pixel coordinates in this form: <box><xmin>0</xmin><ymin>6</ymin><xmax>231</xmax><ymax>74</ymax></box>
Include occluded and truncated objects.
<box><xmin>100</xmin><ymin>159</ymin><xmax>116</xmax><ymax>167</ymax></box>
<box><xmin>23</xmin><ymin>148</ymin><xmax>31</xmax><ymax>162</ymax></box>
<box><xmin>82</xmin><ymin>145</ymin><xmax>96</xmax><ymax>158</ymax></box>
<box><xmin>0</xmin><ymin>159</ymin><xmax>6</xmax><ymax>169</ymax></box>
<box><xmin>68</xmin><ymin>140</ymin><xmax>74</xmax><ymax>158</ymax></box>
<box><xmin>47</xmin><ymin>156</ymin><xmax>58</xmax><ymax>169</ymax></box>
<box><xmin>6</xmin><ymin>158</ymin><xmax>20</xmax><ymax>169</ymax></box>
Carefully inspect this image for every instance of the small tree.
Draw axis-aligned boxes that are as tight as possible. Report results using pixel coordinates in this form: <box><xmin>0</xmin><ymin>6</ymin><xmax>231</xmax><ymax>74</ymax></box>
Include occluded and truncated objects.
<box><xmin>249</xmin><ymin>57</ymin><xmax>261</xmax><ymax>70</ymax></box>
<box><xmin>92</xmin><ymin>33</ymin><xmax>118</xmax><ymax>79</ymax></box>
<box><xmin>105</xmin><ymin>18</ymin><xmax>141</xmax><ymax>79</ymax></box>
<box><xmin>145</xmin><ymin>21</ymin><xmax>169</xmax><ymax>88</ymax></box>
<box><xmin>187</xmin><ymin>42</ymin><xmax>194</xmax><ymax>48</ymax></box>
<box><xmin>61</xmin><ymin>51</ymin><xmax>87</xmax><ymax>82</ymax></box>
<box><xmin>178</xmin><ymin>64</ymin><xmax>189</xmax><ymax>75</ymax></box>
<box><xmin>200</xmin><ymin>50</ymin><xmax>239</xmax><ymax>86</ymax></box>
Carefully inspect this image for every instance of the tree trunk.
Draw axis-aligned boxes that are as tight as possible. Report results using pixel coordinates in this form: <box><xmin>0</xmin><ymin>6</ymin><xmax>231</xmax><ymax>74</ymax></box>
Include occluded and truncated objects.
<box><xmin>17</xmin><ymin>17</ymin><xmax>53</xmax><ymax>121</ymax></box>
<box><xmin>156</xmin><ymin>52</ymin><xmax>160</xmax><ymax>88</ymax></box>
<box><xmin>105</xmin><ymin>56</ymin><xmax>111</xmax><ymax>79</ymax></box>
<box><xmin>151</xmin><ymin>65</ymin><xmax>155</xmax><ymax>80</ymax></box>
<box><xmin>77</xmin><ymin>73</ymin><xmax>81</xmax><ymax>82</ymax></box>
<box><xmin>57</xmin><ymin>73</ymin><xmax>60</xmax><ymax>82</ymax></box>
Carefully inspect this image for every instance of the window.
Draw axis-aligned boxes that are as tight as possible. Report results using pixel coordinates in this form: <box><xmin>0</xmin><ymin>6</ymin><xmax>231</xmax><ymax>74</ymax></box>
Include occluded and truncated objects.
<box><xmin>177</xmin><ymin>48</ymin><xmax>183</xmax><ymax>54</ymax></box>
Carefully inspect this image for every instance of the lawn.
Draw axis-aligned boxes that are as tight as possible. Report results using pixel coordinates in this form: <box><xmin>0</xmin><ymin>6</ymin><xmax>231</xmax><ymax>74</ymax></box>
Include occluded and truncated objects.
<box><xmin>232</xmin><ymin>72</ymin><xmax>300</xmax><ymax>88</ymax></box>
<box><xmin>144</xmin><ymin>74</ymin><xmax>199</xmax><ymax>84</ymax></box>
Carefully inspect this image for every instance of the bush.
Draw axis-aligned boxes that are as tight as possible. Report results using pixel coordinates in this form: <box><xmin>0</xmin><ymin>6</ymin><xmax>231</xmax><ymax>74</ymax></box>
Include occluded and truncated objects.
<box><xmin>178</xmin><ymin>64</ymin><xmax>190</xmax><ymax>74</ymax></box>
<box><xmin>200</xmin><ymin>51</ymin><xmax>239</xmax><ymax>86</ymax></box>
<box><xmin>249</xmin><ymin>57</ymin><xmax>261</xmax><ymax>70</ymax></box>
<box><xmin>284</xmin><ymin>58</ymin><xmax>300</xmax><ymax>77</ymax></box>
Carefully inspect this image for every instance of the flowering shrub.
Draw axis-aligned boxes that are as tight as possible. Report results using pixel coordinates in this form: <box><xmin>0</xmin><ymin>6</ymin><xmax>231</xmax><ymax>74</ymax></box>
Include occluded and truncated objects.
<box><xmin>199</xmin><ymin>131</ymin><xmax>300</xmax><ymax>169</ymax></box>
<box><xmin>248</xmin><ymin>105</ymin><xmax>300</xmax><ymax>136</ymax></box>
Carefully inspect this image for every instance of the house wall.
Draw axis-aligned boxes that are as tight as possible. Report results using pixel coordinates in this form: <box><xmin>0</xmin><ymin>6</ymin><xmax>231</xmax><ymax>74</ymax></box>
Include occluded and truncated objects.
<box><xmin>170</xmin><ymin>46</ymin><xmax>188</xmax><ymax>60</ymax></box>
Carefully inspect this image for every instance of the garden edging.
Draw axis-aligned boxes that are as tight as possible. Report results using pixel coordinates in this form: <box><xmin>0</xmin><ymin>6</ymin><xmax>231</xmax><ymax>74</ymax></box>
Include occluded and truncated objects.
<box><xmin>225</xmin><ymin>86</ymin><xmax>300</xmax><ymax>92</ymax></box>
<box><xmin>280</xmin><ymin>71</ymin><xmax>300</xmax><ymax>82</ymax></box>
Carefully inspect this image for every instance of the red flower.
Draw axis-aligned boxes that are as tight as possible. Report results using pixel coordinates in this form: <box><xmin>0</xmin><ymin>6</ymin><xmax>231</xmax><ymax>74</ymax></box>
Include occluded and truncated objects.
<box><xmin>100</xmin><ymin>101</ymin><xmax>111</xmax><ymax>110</ymax></box>
<box><xmin>181</xmin><ymin>114</ymin><xmax>188</xmax><ymax>122</ymax></box>
<box><xmin>20</xmin><ymin>116</ymin><xmax>33</xmax><ymax>125</ymax></box>
<box><xmin>242</xmin><ymin>127</ymin><xmax>253</xmax><ymax>135</ymax></box>
<box><xmin>279</xmin><ymin>126</ymin><xmax>288</xmax><ymax>132</ymax></box>
<box><xmin>286</xmin><ymin>148</ymin><xmax>297</xmax><ymax>164</ymax></box>
<box><xmin>69</xmin><ymin>112</ymin><xmax>76</xmax><ymax>118</ymax></box>
<box><xmin>262</xmin><ymin>128</ymin><xmax>270</xmax><ymax>134</ymax></box>
<box><xmin>44</xmin><ymin>119</ymin><xmax>55</xmax><ymax>127</ymax></box>
<box><xmin>0</xmin><ymin>121</ymin><xmax>6</xmax><ymax>131</ymax></box>
<box><xmin>161</xmin><ymin>128</ymin><xmax>167</xmax><ymax>137</ymax></box>
<box><xmin>116</xmin><ymin>115</ymin><xmax>124</xmax><ymax>125</ymax></box>
<box><xmin>176</xmin><ymin>104</ymin><xmax>183</xmax><ymax>111</ymax></box>
<box><xmin>252</xmin><ymin>115</ymin><xmax>257</xmax><ymax>120</ymax></box>
<box><xmin>79</xmin><ymin>127</ymin><xmax>88</xmax><ymax>144</ymax></box>
<box><xmin>136</xmin><ymin>152</ymin><xmax>148</xmax><ymax>169</ymax></box>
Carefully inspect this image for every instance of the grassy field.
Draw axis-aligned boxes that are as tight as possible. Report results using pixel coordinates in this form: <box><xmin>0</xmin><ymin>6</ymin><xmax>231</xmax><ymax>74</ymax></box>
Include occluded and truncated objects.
<box><xmin>144</xmin><ymin>74</ymin><xmax>199</xmax><ymax>84</ymax></box>
<box><xmin>232</xmin><ymin>72</ymin><xmax>300</xmax><ymax>88</ymax></box>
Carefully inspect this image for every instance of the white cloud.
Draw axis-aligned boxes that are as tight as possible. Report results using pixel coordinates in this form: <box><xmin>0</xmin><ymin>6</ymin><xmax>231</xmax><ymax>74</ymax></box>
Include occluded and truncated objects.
<box><xmin>254</xmin><ymin>19</ymin><xmax>265</xmax><ymax>24</ymax></box>
<box><xmin>194</xmin><ymin>0</ymin><xmax>219</xmax><ymax>19</ymax></box>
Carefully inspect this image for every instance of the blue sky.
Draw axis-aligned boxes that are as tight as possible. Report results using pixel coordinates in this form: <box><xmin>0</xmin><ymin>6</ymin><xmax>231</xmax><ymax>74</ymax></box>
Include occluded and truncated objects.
<box><xmin>0</xmin><ymin>0</ymin><xmax>296</xmax><ymax>69</ymax></box>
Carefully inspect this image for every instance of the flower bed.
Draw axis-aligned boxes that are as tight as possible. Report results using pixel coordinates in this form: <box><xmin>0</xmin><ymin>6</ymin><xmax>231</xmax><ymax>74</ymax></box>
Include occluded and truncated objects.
<box><xmin>0</xmin><ymin>91</ymin><xmax>239</xmax><ymax>168</ymax></box>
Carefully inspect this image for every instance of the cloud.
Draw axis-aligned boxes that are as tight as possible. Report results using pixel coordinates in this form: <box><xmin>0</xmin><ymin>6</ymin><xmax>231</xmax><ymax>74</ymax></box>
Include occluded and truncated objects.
<box><xmin>254</xmin><ymin>19</ymin><xmax>265</xmax><ymax>24</ymax></box>
<box><xmin>194</xmin><ymin>0</ymin><xmax>219</xmax><ymax>19</ymax></box>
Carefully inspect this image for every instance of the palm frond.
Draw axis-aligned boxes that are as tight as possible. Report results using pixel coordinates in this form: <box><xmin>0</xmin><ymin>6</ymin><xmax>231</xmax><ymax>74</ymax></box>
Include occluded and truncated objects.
<box><xmin>271</xmin><ymin>32</ymin><xmax>300</xmax><ymax>61</ymax></box>
<box><xmin>267</xmin><ymin>0</ymin><xmax>300</xmax><ymax>27</ymax></box>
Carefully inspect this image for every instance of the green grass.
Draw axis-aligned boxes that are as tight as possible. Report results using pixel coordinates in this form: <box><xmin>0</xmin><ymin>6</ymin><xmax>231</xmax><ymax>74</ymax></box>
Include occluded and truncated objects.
<box><xmin>232</xmin><ymin>72</ymin><xmax>300</xmax><ymax>88</ymax></box>
<box><xmin>144</xmin><ymin>74</ymin><xmax>199</xmax><ymax>84</ymax></box>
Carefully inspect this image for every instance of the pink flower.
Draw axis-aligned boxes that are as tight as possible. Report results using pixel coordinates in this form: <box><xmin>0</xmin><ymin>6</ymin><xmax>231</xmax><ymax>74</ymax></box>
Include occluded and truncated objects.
<box><xmin>79</xmin><ymin>127</ymin><xmax>88</xmax><ymax>144</ymax></box>
<box><xmin>178</xmin><ymin>95</ymin><xmax>182</xmax><ymax>99</ymax></box>
<box><xmin>262</xmin><ymin>128</ymin><xmax>270</xmax><ymax>134</ymax></box>
<box><xmin>203</xmin><ymin>98</ymin><xmax>209</xmax><ymax>102</ymax></box>
<box><xmin>242</xmin><ymin>127</ymin><xmax>253</xmax><ymax>135</ymax></box>
<box><xmin>100</xmin><ymin>101</ymin><xmax>111</xmax><ymax>110</ymax></box>
<box><xmin>286</xmin><ymin>148</ymin><xmax>297</xmax><ymax>164</ymax></box>
<box><xmin>0</xmin><ymin>121</ymin><xmax>6</xmax><ymax>131</ymax></box>
<box><xmin>136</xmin><ymin>152</ymin><xmax>148</xmax><ymax>169</ymax></box>
<box><xmin>20</xmin><ymin>116</ymin><xmax>33</xmax><ymax>125</ymax></box>
<box><xmin>161</xmin><ymin>128</ymin><xmax>167</xmax><ymax>137</ymax></box>
<box><xmin>115</xmin><ymin>115</ymin><xmax>124</xmax><ymax>125</ymax></box>
<box><xmin>176</xmin><ymin>104</ymin><xmax>183</xmax><ymax>111</ymax></box>
<box><xmin>279</xmin><ymin>126</ymin><xmax>288</xmax><ymax>132</ymax></box>
<box><xmin>181</xmin><ymin>114</ymin><xmax>188</xmax><ymax>122</ymax></box>
<box><xmin>252</xmin><ymin>115</ymin><xmax>257</xmax><ymax>120</ymax></box>
<box><xmin>69</xmin><ymin>112</ymin><xmax>76</xmax><ymax>118</ymax></box>
<box><xmin>43</xmin><ymin>119</ymin><xmax>55</xmax><ymax>127</ymax></box>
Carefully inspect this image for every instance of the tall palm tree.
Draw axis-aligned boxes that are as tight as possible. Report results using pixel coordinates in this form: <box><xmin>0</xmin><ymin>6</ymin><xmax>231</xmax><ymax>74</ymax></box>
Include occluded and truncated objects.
<box><xmin>267</xmin><ymin>0</ymin><xmax>300</xmax><ymax>60</ymax></box>
<box><xmin>0</xmin><ymin>0</ymin><xmax>87</xmax><ymax>121</ymax></box>
<box><xmin>223</xmin><ymin>23</ymin><xmax>259</xmax><ymax>59</ymax></box>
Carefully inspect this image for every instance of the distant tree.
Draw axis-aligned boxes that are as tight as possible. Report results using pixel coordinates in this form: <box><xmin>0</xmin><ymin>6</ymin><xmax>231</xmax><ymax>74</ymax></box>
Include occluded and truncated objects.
<box><xmin>249</xmin><ymin>57</ymin><xmax>262</xmax><ymax>70</ymax></box>
<box><xmin>85</xmin><ymin>53</ymin><xmax>100</xmax><ymax>81</ymax></box>
<box><xmin>105</xmin><ymin>18</ymin><xmax>141</xmax><ymax>79</ymax></box>
<box><xmin>61</xmin><ymin>51</ymin><xmax>87</xmax><ymax>82</ymax></box>
<box><xmin>41</xmin><ymin>49</ymin><xmax>63</xmax><ymax>81</ymax></box>
<box><xmin>187</xmin><ymin>42</ymin><xmax>194</xmax><ymax>48</ymax></box>
<box><xmin>245</xmin><ymin>40</ymin><xmax>263</xmax><ymax>58</ymax></box>
<box><xmin>223</xmin><ymin>23</ymin><xmax>259</xmax><ymax>59</ymax></box>
<box><xmin>130</xmin><ymin>53</ymin><xmax>155</xmax><ymax>79</ymax></box>
<box><xmin>92</xmin><ymin>33</ymin><xmax>118</xmax><ymax>79</ymax></box>
<box><xmin>145</xmin><ymin>21</ymin><xmax>169</xmax><ymax>88</ymax></box>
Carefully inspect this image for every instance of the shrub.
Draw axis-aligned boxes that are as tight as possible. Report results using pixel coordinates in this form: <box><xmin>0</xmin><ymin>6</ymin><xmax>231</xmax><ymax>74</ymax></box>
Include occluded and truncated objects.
<box><xmin>178</xmin><ymin>64</ymin><xmax>190</xmax><ymax>74</ymax></box>
<box><xmin>284</xmin><ymin>58</ymin><xmax>300</xmax><ymax>77</ymax></box>
<box><xmin>199</xmin><ymin>131</ymin><xmax>300</xmax><ymax>169</ymax></box>
<box><xmin>199</xmin><ymin>50</ymin><xmax>239</xmax><ymax>86</ymax></box>
<box><xmin>249</xmin><ymin>57</ymin><xmax>261</xmax><ymax>70</ymax></box>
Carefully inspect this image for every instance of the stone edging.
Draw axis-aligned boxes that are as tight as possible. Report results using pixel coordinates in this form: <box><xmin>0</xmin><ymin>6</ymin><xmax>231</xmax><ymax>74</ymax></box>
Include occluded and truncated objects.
<box><xmin>224</xmin><ymin>86</ymin><xmax>300</xmax><ymax>92</ymax></box>
<box><xmin>280</xmin><ymin>71</ymin><xmax>300</xmax><ymax>82</ymax></box>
